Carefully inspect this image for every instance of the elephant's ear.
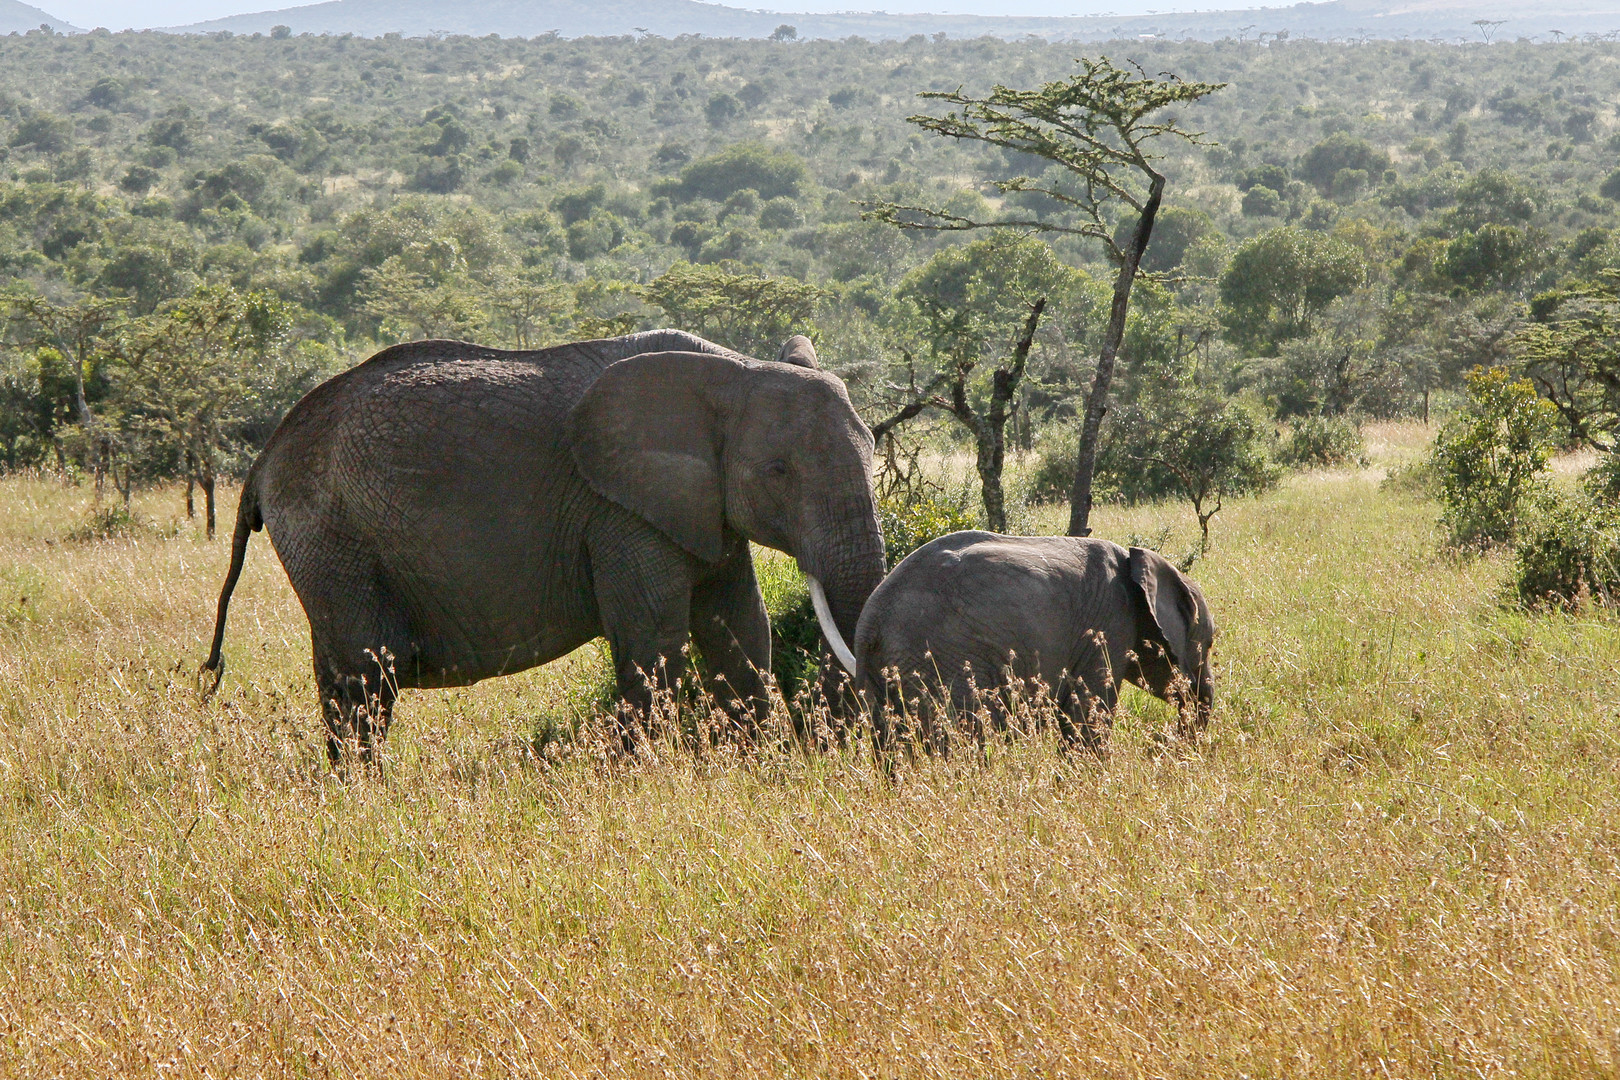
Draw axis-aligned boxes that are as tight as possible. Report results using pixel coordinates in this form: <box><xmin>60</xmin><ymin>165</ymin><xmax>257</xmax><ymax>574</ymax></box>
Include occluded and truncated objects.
<box><xmin>1129</xmin><ymin>546</ymin><xmax>1204</xmax><ymax>671</ymax></box>
<box><xmin>776</xmin><ymin>335</ymin><xmax>819</xmax><ymax>369</ymax></box>
<box><xmin>567</xmin><ymin>351</ymin><xmax>735</xmax><ymax>564</ymax></box>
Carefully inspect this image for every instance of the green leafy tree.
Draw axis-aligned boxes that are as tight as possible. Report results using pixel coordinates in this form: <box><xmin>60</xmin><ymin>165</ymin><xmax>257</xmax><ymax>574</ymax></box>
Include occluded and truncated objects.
<box><xmin>0</xmin><ymin>290</ymin><xmax>128</xmax><ymax>490</ymax></box>
<box><xmin>1440</xmin><ymin>224</ymin><xmax>1536</xmax><ymax>290</ymax></box>
<box><xmin>1445</xmin><ymin>168</ymin><xmax>1536</xmax><ymax>231</ymax></box>
<box><xmin>663</xmin><ymin>143</ymin><xmax>807</xmax><ymax>203</ymax></box>
<box><xmin>639</xmin><ymin>261</ymin><xmax>821</xmax><ymax>357</ymax></box>
<box><xmin>113</xmin><ymin>287</ymin><xmax>315</xmax><ymax>536</ymax></box>
<box><xmin>357</xmin><ymin>258</ymin><xmax>491</xmax><ymax>343</ymax></box>
<box><xmin>1600</xmin><ymin>169</ymin><xmax>1620</xmax><ymax>203</ymax></box>
<box><xmin>1297</xmin><ymin>132</ymin><xmax>1389</xmax><ymax>194</ymax></box>
<box><xmin>1102</xmin><ymin>382</ymin><xmax>1278</xmax><ymax>547</ymax></box>
<box><xmin>488</xmin><ymin>269</ymin><xmax>573</xmax><ymax>349</ymax></box>
<box><xmin>8</xmin><ymin>111</ymin><xmax>74</xmax><ymax>154</ymax></box>
<box><xmin>1219</xmin><ymin>226</ymin><xmax>1366</xmax><ymax>356</ymax></box>
<box><xmin>1433</xmin><ymin>366</ymin><xmax>1559</xmax><ymax>550</ymax></box>
<box><xmin>863</xmin><ymin>57</ymin><xmax>1224</xmax><ymax>537</ymax></box>
<box><xmin>1256</xmin><ymin>289</ymin><xmax>1406</xmax><ymax>418</ymax></box>
<box><xmin>1513</xmin><ymin>272</ymin><xmax>1620</xmax><ymax>448</ymax></box>
<box><xmin>1138</xmin><ymin>206</ymin><xmax>1218</xmax><ymax>274</ymax></box>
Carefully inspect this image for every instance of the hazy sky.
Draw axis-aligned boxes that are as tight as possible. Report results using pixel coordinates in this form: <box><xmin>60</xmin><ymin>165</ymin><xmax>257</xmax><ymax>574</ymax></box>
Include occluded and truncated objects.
<box><xmin>47</xmin><ymin>0</ymin><xmax>1264</xmax><ymax>31</ymax></box>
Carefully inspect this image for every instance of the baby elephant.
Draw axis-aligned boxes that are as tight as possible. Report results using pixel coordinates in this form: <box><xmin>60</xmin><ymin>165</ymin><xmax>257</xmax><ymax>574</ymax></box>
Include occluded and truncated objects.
<box><xmin>853</xmin><ymin>531</ymin><xmax>1215</xmax><ymax>750</ymax></box>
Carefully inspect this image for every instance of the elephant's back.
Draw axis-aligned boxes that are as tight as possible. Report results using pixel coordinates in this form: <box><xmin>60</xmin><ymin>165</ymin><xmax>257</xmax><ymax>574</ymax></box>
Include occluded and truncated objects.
<box><xmin>254</xmin><ymin>330</ymin><xmax>746</xmax><ymax>501</ymax></box>
<box><xmin>259</xmin><ymin>331</ymin><xmax>746</xmax><ymax>469</ymax></box>
<box><xmin>854</xmin><ymin>531</ymin><xmax>1131</xmax><ymax>683</ymax></box>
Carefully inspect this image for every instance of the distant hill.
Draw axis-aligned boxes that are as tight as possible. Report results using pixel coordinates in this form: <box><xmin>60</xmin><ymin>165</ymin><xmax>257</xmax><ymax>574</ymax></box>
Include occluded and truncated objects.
<box><xmin>0</xmin><ymin>0</ymin><xmax>77</xmax><ymax>33</ymax></box>
<box><xmin>171</xmin><ymin>0</ymin><xmax>1620</xmax><ymax>42</ymax></box>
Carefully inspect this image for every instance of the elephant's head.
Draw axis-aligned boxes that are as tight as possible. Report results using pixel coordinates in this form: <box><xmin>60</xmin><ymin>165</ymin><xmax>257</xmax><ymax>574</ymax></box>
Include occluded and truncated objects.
<box><xmin>566</xmin><ymin>342</ymin><xmax>884</xmax><ymax>671</ymax></box>
<box><xmin>1128</xmin><ymin>547</ymin><xmax>1216</xmax><ymax>731</ymax></box>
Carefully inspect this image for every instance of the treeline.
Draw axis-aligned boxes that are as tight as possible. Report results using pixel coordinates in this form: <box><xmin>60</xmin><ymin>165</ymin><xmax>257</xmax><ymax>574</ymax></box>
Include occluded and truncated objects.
<box><xmin>1</xmin><ymin>25</ymin><xmax>1618</xmax><ymax>532</ymax></box>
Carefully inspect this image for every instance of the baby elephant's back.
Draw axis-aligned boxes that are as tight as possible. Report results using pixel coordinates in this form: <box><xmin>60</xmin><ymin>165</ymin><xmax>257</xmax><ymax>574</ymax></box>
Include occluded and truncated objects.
<box><xmin>854</xmin><ymin>531</ymin><xmax>1133</xmax><ymax>687</ymax></box>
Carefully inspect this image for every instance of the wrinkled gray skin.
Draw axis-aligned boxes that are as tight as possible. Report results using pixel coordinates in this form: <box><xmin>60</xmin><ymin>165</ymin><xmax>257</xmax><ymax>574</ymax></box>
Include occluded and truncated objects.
<box><xmin>854</xmin><ymin>532</ymin><xmax>1215</xmax><ymax>750</ymax></box>
<box><xmin>204</xmin><ymin>330</ymin><xmax>885</xmax><ymax>760</ymax></box>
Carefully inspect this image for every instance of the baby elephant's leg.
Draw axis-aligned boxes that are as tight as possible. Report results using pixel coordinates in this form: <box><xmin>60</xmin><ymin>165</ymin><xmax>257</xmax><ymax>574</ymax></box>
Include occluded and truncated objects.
<box><xmin>1056</xmin><ymin>649</ymin><xmax>1120</xmax><ymax>753</ymax></box>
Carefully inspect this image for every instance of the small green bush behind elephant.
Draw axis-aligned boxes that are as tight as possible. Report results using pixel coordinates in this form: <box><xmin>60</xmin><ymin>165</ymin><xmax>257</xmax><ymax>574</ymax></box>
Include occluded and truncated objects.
<box><xmin>1426</xmin><ymin>366</ymin><xmax>1620</xmax><ymax>610</ymax></box>
<box><xmin>203</xmin><ymin>330</ymin><xmax>885</xmax><ymax>762</ymax></box>
<box><xmin>853</xmin><ymin>531</ymin><xmax>1216</xmax><ymax>753</ymax></box>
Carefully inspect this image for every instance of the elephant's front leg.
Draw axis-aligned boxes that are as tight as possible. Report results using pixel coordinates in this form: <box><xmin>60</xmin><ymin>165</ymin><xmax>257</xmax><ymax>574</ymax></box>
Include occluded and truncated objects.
<box><xmin>591</xmin><ymin>532</ymin><xmax>697</xmax><ymax>754</ymax></box>
<box><xmin>689</xmin><ymin>533</ymin><xmax>772</xmax><ymax>742</ymax></box>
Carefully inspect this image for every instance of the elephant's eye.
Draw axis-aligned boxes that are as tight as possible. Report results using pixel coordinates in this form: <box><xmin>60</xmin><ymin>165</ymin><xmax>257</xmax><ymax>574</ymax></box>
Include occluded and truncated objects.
<box><xmin>762</xmin><ymin>459</ymin><xmax>789</xmax><ymax>478</ymax></box>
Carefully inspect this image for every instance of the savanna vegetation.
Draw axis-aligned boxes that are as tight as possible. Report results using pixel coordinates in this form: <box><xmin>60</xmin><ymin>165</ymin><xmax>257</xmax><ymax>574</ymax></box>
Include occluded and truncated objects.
<box><xmin>2</xmin><ymin>431</ymin><xmax>1618</xmax><ymax>1074</ymax></box>
<box><xmin>1</xmin><ymin>27</ymin><xmax>1619</xmax><ymax>531</ymax></box>
<box><xmin>1</xmin><ymin>22</ymin><xmax>1619</xmax><ymax>1074</ymax></box>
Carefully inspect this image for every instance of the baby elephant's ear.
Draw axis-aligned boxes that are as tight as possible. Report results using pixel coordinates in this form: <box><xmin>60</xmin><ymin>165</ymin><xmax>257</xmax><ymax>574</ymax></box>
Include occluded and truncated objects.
<box><xmin>1129</xmin><ymin>547</ymin><xmax>1203</xmax><ymax>672</ymax></box>
<box><xmin>776</xmin><ymin>335</ymin><xmax>819</xmax><ymax>369</ymax></box>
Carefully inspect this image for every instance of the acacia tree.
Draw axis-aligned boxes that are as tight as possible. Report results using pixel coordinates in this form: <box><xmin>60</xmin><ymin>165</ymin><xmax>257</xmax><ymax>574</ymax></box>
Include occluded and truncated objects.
<box><xmin>872</xmin><ymin>234</ymin><xmax>1076</xmax><ymax>531</ymax></box>
<box><xmin>114</xmin><ymin>286</ymin><xmax>298</xmax><ymax>537</ymax></box>
<box><xmin>489</xmin><ymin>268</ymin><xmax>573</xmax><ymax>349</ymax></box>
<box><xmin>1513</xmin><ymin>271</ymin><xmax>1620</xmax><ymax>450</ymax></box>
<box><xmin>0</xmin><ymin>290</ymin><xmax>128</xmax><ymax>492</ymax></box>
<box><xmin>357</xmin><ymin>258</ymin><xmax>491</xmax><ymax>342</ymax></box>
<box><xmin>864</xmin><ymin>57</ymin><xmax>1224</xmax><ymax>536</ymax></box>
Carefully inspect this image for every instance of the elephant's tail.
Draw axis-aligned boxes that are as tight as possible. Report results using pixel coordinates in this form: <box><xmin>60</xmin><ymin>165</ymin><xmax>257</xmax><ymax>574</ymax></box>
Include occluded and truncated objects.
<box><xmin>201</xmin><ymin>472</ymin><xmax>263</xmax><ymax>698</ymax></box>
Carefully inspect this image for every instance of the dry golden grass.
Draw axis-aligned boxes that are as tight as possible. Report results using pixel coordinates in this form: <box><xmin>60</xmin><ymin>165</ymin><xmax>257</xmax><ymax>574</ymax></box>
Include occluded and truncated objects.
<box><xmin>1</xmin><ymin>437</ymin><xmax>1618</xmax><ymax>1077</ymax></box>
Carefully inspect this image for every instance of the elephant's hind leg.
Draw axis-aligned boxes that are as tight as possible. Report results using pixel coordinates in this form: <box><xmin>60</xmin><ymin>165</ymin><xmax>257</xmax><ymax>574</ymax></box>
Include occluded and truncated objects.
<box><xmin>292</xmin><ymin>558</ymin><xmax>415</xmax><ymax>766</ymax></box>
<box><xmin>313</xmin><ymin>637</ymin><xmax>408</xmax><ymax>766</ymax></box>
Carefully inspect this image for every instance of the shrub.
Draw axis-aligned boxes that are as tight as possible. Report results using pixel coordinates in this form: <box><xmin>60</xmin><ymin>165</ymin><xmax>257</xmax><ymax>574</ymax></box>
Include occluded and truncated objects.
<box><xmin>1026</xmin><ymin>431</ymin><xmax>1076</xmax><ymax>506</ymax></box>
<box><xmin>1583</xmin><ymin>450</ymin><xmax>1620</xmax><ymax>502</ymax></box>
<box><xmin>1433</xmin><ymin>367</ymin><xmax>1559</xmax><ymax>550</ymax></box>
<box><xmin>1276</xmin><ymin>415</ymin><xmax>1367</xmax><ymax>469</ymax></box>
<box><xmin>66</xmin><ymin>506</ymin><xmax>160</xmax><ymax>542</ymax></box>
<box><xmin>486</xmin><ymin>159</ymin><xmax>523</xmax><ymax>187</ymax></box>
<box><xmin>1099</xmin><ymin>386</ymin><xmax>1281</xmax><ymax>544</ymax></box>
<box><xmin>1380</xmin><ymin>456</ymin><xmax>1439</xmax><ymax>498</ymax></box>
<box><xmin>879</xmin><ymin>488</ymin><xmax>975</xmax><ymax>569</ymax></box>
<box><xmin>1512</xmin><ymin>493</ymin><xmax>1620</xmax><ymax>609</ymax></box>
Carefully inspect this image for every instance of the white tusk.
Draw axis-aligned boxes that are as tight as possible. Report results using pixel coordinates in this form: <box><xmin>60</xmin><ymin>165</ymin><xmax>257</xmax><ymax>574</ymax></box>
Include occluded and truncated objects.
<box><xmin>807</xmin><ymin>575</ymin><xmax>858</xmax><ymax>678</ymax></box>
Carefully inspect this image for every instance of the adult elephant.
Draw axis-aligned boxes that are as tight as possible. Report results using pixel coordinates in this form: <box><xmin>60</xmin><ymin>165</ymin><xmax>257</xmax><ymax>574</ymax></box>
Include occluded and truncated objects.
<box><xmin>203</xmin><ymin>330</ymin><xmax>882</xmax><ymax>759</ymax></box>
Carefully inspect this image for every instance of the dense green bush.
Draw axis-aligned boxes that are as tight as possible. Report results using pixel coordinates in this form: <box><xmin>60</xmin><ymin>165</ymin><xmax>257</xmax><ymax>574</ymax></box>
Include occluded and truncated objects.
<box><xmin>1512</xmin><ymin>493</ymin><xmax>1620</xmax><ymax>609</ymax></box>
<box><xmin>878</xmin><ymin>488</ymin><xmax>976</xmax><ymax>569</ymax></box>
<box><xmin>1276</xmin><ymin>415</ymin><xmax>1368</xmax><ymax>469</ymax></box>
<box><xmin>1433</xmin><ymin>366</ymin><xmax>1559</xmax><ymax>550</ymax></box>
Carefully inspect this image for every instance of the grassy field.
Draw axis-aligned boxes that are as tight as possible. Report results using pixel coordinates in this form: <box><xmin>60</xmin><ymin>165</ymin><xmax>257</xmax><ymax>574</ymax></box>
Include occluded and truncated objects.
<box><xmin>1</xmin><ymin>423</ymin><xmax>1617</xmax><ymax>1077</ymax></box>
